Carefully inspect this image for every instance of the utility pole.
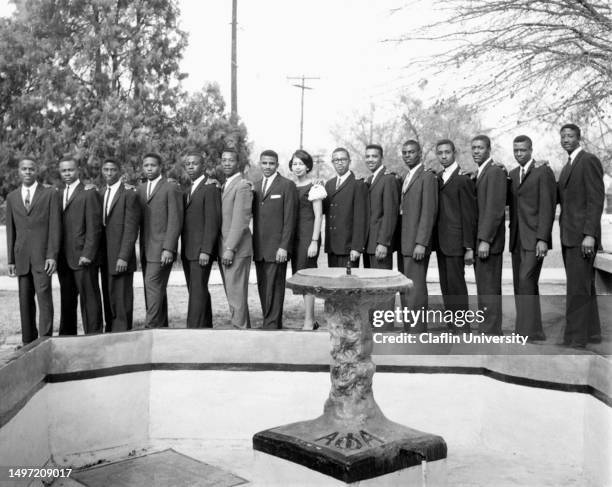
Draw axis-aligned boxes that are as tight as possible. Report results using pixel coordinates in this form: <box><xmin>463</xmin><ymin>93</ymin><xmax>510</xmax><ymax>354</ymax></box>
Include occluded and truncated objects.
<box><xmin>288</xmin><ymin>75</ymin><xmax>319</xmax><ymax>149</ymax></box>
<box><xmin>231</xmin><ymin>0</ymin><xmax>238</xmax><ymax>122</ymax></box>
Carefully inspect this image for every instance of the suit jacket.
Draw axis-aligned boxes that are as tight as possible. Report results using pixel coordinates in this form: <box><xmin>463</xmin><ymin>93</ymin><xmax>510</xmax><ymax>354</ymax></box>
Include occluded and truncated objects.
<box><xmin>101</xmin><ymin>183</ymin><xmax>141</xmax><ymax>275</ymax></box>
<box><xmin>60</xmin><ymin>182</ymin><xmax>103</xmax><ymax>270</ymax></box>
<box><xmin>435</xmin><ymin>167</ymin><xmax>477</xmax><ymax>256</ymax></box>
<box><xmin>557</xmin><ymin>149</ymin><xmax>605</xmax><ymax>247</ymax></box>
<box><xmin>6</xmin><ymin>185</ymin><xmax>61</xmax><ymax>276</ymax></box>
<box><xmin>182</xmin><ymin>178</ymin><xmax>221</xmax><ymax>261</ymax></box>
<box><xmin>366</xmin><ymin>167</ymin><xmax>399</xmax><ymax>253</ymax></box>
<box><xmin>221</xmin><ymin>175</ymin><xmax>253</xmax><ymax>258</ymax></box>
<box><xmin>138</xmin><ymin>178</ymin><xmax>183</xmax><ymax>263</ymax></box>
<box><xmin>508</xmin><ymin>163</ymin><xmax>557</xmax><ymax>252</ymax></box>
<box><xmin>476</xmin><ymin>161</ymin><xmax>507</xmax><ymax>254</ymax></box>
<box><xmin>323</xmin><ymin>172</ymin><xmax>369</xmax><ymax>255</ymax></box>
<box><xmin>400</xmin><ymin>166</ymin><xmax>438</xmax><ymax>256</ymax></box>
<box><xmin>253</xmin><ymin>173</ymin><xmax>298</xmax><ymax>262</ymax></box>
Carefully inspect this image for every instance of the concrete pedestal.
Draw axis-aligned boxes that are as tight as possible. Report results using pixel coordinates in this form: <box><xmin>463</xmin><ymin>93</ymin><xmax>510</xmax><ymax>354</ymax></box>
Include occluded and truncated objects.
<box><xmin>253</xmin><ymin>268</ymin><xmax>447</xmax><ymax>483</ymax></box>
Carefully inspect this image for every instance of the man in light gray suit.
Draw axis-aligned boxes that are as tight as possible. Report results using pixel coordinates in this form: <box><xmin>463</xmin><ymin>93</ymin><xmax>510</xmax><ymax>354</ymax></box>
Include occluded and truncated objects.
<box><xmin>219</xmin><ymin>148</ymin><xmax>253</xmax><ymax>329</ymax></box>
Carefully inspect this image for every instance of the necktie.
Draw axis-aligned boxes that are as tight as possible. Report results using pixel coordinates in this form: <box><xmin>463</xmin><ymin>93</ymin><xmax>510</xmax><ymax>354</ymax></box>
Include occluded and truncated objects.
<box><xmin>64</xmin><ymin>187</ymin><xmax>70</xmax><ymax>209</ymax></box>
<box><xmin>520</xmin><ymin>167</ymin><xmax>525</xmax><ymax>184</ymax></box>
<box><xmin>147</xmin><ymin>181</ymin><xmax>152</xmax><ymax>199</ymax></box>
<box><xmin>402</xmin><ymin>170</ymin><xmax>411</xmax><ymax>194</ymax></box>
<box><xmin>567</xmin><ymin>156</ymin><xmax>572</xmax><ymax>166</ymax></box>
<box><xmin>103</xmin><ymin>186</ymin><xmax>111</xmax><ymax>225</ymax></box>
<box><xmin>24</xmin><ymin>188</ymin><xmax>31</xmax><ymax>210</ymax></box>
<box><xmin>262</xmin><ymin>177</ymin><xmax>268</xmax><ymax>196</ymax></box>
<box><xmin>335</xmin><ymin>177</ymin><xmax>341</xmax><ymax>190</ymax></box>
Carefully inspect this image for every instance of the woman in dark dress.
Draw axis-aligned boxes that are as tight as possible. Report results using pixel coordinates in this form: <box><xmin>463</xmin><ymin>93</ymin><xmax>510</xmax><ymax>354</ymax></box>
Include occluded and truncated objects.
<box><xmin>290</xmin><ymin>149</ymin><xmax>326</xmax><ymax>330</ymax></box>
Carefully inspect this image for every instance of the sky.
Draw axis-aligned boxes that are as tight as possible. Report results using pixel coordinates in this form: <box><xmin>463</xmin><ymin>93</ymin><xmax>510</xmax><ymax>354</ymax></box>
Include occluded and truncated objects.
<box><xmin>0</xmin><ymin>0</ymin><xmax>568</xmax><ymax>169</ymax></box>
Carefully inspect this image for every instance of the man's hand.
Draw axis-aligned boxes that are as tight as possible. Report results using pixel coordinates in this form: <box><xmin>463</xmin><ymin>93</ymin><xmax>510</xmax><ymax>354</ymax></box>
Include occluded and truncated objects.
<box><xmin>222</xmin><ymin>249</ymin><xmax>235</xmax><ymax>266</ymax></box>
<box><xmin>349</xmin><ymin>250</ymin><xmax>361</xmax><ymax>262</ymax></box>
<box><xmin>83</xmin><ymin>183</ymin><xmax>97</xmax><ymax>191</ymax></box>
<box><xmin>477</xmin><ymin>241</ymin><xmax>490</xmax><ymax>260</ymax></box>
<box><xmin>276</xmin><ymin>248</ymin><xmax>288</xmax><ymax>263</ymax></box>
<box><xmin>307</xmin><ymin>241</ymin><xmax>318</xmax><ymax>258</ymax></box>
<box><xmin>464</xmin><ymin>249</ymin><xmax>474</xmax><ymax>266</ymax></box>
<box><xmin>535</xmin><ymin>240</ymin><xmax>548</xmax><ymax>259</ymax></box>
<box><xmin>581</xmin><ymin>236</ymin><xmax>596</xmax><ymax>259</ymax></box>
<box><xmin>199</xmin><ymin>252</ymin><xmax>210</xmax><ymax>267</ymax></box>
<box><xmin>412</xmin><ymin>244</ymin><xmax>426</xmax><ymax>262</ymax></box>
<box><xmin>78</xmin><ymin>256</ymin><xmax>92</xmax><ymax>266</ymax></box>
<box><xmin>115</xmin><ymin>258</ymin><xmax>128</xmax><ymax>273</ymax></box>
<box><xmin>8</xmin><ymin>264</ymin><xmax>16</xmax><ymax>277</ymax></box>
<box><xmin>44</xmin><ymin>259</ymin><xmax>56</xmax><ymax>276</ymax></box>
<box><xmin>160</xmin><ymin>250</ymin><xmax>174</xmax><ymax>266</ymax></box>
<box><xmin>375</xmin><ymin>244</ymin><xmax>388</xmax><ymax>261</ymax></box>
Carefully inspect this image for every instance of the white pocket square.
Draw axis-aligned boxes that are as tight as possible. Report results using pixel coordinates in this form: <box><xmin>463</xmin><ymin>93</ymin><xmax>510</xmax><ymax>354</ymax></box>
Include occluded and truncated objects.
<box><xmin>270</xmin><ymin>194</ymin><xmax>282</xmax><ymax>199</ymax></box>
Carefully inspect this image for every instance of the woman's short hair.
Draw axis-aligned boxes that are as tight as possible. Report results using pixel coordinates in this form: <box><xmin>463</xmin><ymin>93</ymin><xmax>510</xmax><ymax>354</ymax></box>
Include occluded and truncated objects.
<box><xmin>289</xmin><ymin>149</ymin><xmax>314</xmax><ymax>173</ymax></box>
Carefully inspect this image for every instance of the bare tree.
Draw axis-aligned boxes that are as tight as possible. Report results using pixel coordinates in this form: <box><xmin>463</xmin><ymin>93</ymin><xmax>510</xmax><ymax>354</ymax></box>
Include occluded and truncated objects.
<box><xmin>331</xmin><ymin>95</ymin><xmax>484</xmax><ymax>178</ymax></box>
<box><xmin>391</xmin><ymin>0</ymin><xmax>612</xmax><ymax>124</ymax></box>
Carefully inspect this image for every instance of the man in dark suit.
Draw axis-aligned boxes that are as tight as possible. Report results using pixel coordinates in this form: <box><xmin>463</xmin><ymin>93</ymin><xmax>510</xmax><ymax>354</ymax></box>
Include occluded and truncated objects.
<box><xmin>472</xmin><ymin>135</ymin><xmax>507</xmax><ymax>335</ymax></box>
<box><xmin>57</xmin><ymin>155</ymin><xmax>103</xmax><ymax>335</ymax></box>
<box><xmin>138</xmin><ymin>152</ymin><xmax>183</xmax><ymax>328</ymax></box>
<box><xmin>434</xmin><ymin>139</ymin><xmax>477</xmax><ymax>332</ymax></box>
<box><xmin>99</xmin><ymin>158</ymin><xmax>141</xmax><ymax>332</ymax></box>
<box><xmin>363</xmin><ymin>144</ymin><xmax>399</xmax><ymax>270</ymax></box>
<box><xmin>253</xmin><ymin>150</ymin><xmax>298</xmax><ymax>329</ymax></box>
<box><xmin>219</xmin><ymin>148</ymin><xmax>253</xmax><ymax>329</ymax></box>
<box><xmin>557</xmin><ymin>123</ymin><xmax>604</xmax><ymax>348</ymax></box>
<box><xmin>399</xmin><ymin>140</ymin><xmax>438</xmax><ymax>332</ymax></box>
<box><xmin>181</xmin><ymin>150</ymin><xmax>221</xmax><ymax>328</ymax></box>
<box><xmin>508</xmin><ymin>135</ymin><xmax>556</xmax><ymax>341</ymax></box>
<box><xmin>6</xmin><ymin>157</ymin><xmax>61</xmax><ymax>344</ymax></box>
<box><xmin>323</xmin><ymin>148</ymin><xmax>369</xmax><ymax>267</ymax></box>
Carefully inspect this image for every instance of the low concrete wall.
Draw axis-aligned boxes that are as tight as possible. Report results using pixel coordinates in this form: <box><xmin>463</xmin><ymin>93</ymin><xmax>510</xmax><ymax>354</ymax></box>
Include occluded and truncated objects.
<box><xmin>0</xmin><ymin>331</ymin><xmax>611</xmax><ymax>486</ymax></box>
<box><xmin>595</xmin><ymin>252</ymin><xmax>612</xmax><ymax>294</ymax></box>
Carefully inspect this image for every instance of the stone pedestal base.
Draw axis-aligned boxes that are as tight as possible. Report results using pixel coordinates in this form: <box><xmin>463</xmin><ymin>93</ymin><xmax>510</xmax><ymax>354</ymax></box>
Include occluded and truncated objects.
<box><xmin>253</xmin><ymin>415</ymin><xmax>446</xmax><ymax>484</ymax></box>
<box><xmin>253</xmin><ymin>448</ymin><xmax>447</xmax><ymax>486</ymax></box>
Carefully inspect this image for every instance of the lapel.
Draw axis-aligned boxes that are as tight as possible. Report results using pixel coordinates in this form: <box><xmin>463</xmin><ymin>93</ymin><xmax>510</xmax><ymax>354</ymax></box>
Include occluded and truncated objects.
<box><xmin>262</xmin><ymin>174</ymin><xmax>281</xmax><ymax>201</ymax></box>
<box><xmin>107</xmin><ymin>184</ymin><xmax>124</xmax><ymax>216</ymax></box>
<box><xmin>368</xmin><ymin>167</ymin><xmax>384</xmax><ymax>192</ymax></box>
<box><xmin>518</xmin><ymin>162</ymin><xmax>534</xmax><ymax>187</ymax></box>
<box><xmin>332</xmin><ymin>172</ymin><xmax>354</xmax><ymax>196</ymax></box>
<box><xmin>147</xmin><ymin>178</ymin><xmax>164</xmax><ymax>202</ymax></box>
<box><xmin>24</xmin><ymin>184</ymin><xmax>42</xmax><ymax>215</ymax></box>
<box><xmin>441</xmin><ymin>166</ymin><xmax>459</xmax><ymax>189</ymax></box>
<box><xmin>64</xmin><ymin>182</ymin><xmax>83</xmax><ymax>211</ymax></box>
<box><xmin>222</xmin><ymin>174</ymin><xmax>240</xmax><ymax>202</ymax></box>
<box><xmin>561</xmin><ymin>150</ymin><xmax>581</xmax><ymax>188</ymax></box>
<box><xmin>404</xmin><ymin>165</ymin><xmax>424</xmax><ymax>195</ymax></box>
<box><xmin>476</xmin><ymin>161</ymin><xmax>490</xmax><ymax>188</ymax></box>
<box><xmin>187</xmin><ymin>177</ymin><xmax>207</xmax><ymax>207</ymax></box>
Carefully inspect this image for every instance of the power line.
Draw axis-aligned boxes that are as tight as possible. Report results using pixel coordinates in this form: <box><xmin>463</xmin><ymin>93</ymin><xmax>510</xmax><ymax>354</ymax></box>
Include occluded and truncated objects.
<box><xmin>287</xmin><ymin>75</ymin><xmax>320</xmax><ymax>149</ymax></box>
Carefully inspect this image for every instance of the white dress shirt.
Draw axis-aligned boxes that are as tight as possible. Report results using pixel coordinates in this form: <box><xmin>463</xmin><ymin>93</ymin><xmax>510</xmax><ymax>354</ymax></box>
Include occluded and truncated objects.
<box><xmin>442</xmin><ymin>161</ymin><xmax>458</xmax><ymax>184</ymax></box>
<box><xmin>261</xmin><ymin>171</ymin><xmax>278</xmax><ymax>195</ymax></box>
<box><xmin>146</xmin><ymin>174</ymin><xmax>162</xmax><ymax>198</ymax></box>
<box><xmin>103</xmin><ymin>179</ymin><xmax>122</xmax><ymax>222</ymax></box>
<box><xmin>568</xmin><ymin>147</ymin><xmax>582</xmax><ymax>164</ymax></box>
<box><xmin>223</xmin><ymin>172</ymin><xmax>241</xmax><ymax>193</ymax></box>
<box><xmin>21</xmin><ymin>181</ymin><xmax>38</xmax><ymax>207</ymax></box>
<box><xmin>190</xmin><ymin>174</ymin><xmax>206</xmax><ymax>195</ymax></box>
<box><xmin>477</xmin><ymin>158</ymin><xmax>492</xmax><ymax>179</ymax></box>
<box><xmin>370</xmin><ymin>165</ymin><xmax>385</xmax><ymax>185</ymax></box>
<box><xmin>63</xmin><ymin>180</ymin><xmax>80</xmax><ymax>209</ymax></box>
<box><xmin>335</xmin><ymin>170</ymin><xmax>352</xmax><ymax>190</ymax></box>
